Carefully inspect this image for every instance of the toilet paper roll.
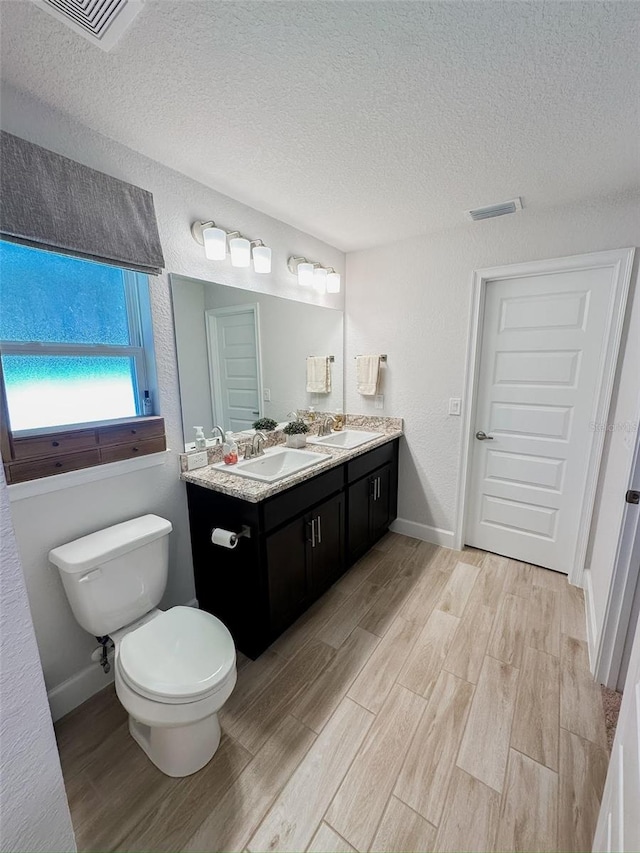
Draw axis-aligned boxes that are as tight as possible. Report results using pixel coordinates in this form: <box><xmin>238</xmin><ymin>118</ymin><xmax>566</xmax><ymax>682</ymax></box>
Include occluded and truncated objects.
<box><xmin>211</xmin><ymin>528</ymin><xmax>238</xmax><ymax>549</ymax></box>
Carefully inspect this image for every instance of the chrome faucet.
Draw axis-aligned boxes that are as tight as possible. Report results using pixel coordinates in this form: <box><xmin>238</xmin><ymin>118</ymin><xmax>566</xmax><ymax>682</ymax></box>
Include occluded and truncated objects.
<box><xmin>244</xmin><ymin>431</ymin><xmax>267</xmax><ymax>459</ymax></box>
<box><xmin>211</xmin><ymin>424</ymin><xmax>225</xmax><ymax>445</ymax></box>
<box><xmin>318</xmin><ymin>415</ymin><xmax>335</xmax><ymax>436</ymax></box>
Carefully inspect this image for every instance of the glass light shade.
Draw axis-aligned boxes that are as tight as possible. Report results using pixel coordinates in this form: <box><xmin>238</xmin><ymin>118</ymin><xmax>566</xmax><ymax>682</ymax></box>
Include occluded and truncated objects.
<box><xmin>313</xmin><ymin>267</ymin><xmax>328</xmax><ymax>293</ymax></box>
<box><xmin>297</xmin><ymin>262</ymin><xmax>314</xmax><ymax>287</ymax></box>
<box><xmin>229</xmin><ymin>237</ymin><xmax>250</xmax><ymax>268</ymax></box>
<box><xmin>252</xmin><ymin>244</ymin><xmax>272</xmax><ymax>274</ymax></box>
<box><xmin>327</xmin><ymin>271</ymin><xmax>341</xmax><ymax>293</ymax></box>
<box><xmin>203</xmin><ymin>226</ymin><xmax>227</xmax><ymax>260</ymax></box>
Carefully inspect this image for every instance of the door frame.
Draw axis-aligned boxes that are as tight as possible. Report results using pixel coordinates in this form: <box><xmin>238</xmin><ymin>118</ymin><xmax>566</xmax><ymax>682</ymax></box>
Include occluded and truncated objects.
<box><xmin>205</xmin><ymin>303</ymin><xmax>263</xmax><ymax>429</ymax></box>
<box><xmin>454</xmin><ymin>248</ymin><xmax>635</xmax><ymax>586</ymax></box>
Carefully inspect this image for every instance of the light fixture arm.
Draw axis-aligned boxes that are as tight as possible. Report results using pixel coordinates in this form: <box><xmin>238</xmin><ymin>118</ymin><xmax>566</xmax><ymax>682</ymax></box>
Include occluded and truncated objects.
<box><xmin>191</xmin><ymin>220</ymin><xmax>217</xmax><ymax>246</ymax></box>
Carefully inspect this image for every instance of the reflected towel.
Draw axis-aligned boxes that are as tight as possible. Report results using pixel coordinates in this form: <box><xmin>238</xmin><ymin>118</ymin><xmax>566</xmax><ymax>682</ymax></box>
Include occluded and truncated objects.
<box><xmin>306</xmin><ymin>356</ymin><xmax>331</xmax><ymax>393</ymax></box>
<box><xmin>356</xmin><ymin>355</ymin><xmax>380</xmax><ymax>396</ymax></box>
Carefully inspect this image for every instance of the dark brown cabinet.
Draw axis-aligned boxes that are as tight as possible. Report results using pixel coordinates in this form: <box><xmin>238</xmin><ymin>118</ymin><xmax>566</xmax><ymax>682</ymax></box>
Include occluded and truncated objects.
<box><xmin>186</xmin><ymin>438</ymin><xmax>398</xmax><ymax>658</ymax></box>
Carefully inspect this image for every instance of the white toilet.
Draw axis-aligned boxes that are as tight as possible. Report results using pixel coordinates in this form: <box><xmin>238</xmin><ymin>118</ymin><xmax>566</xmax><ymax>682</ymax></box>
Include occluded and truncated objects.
<box><xmin>49</xmin><ymin>514</ymin><xmax>237</xmax><ymax>778</ymax></box>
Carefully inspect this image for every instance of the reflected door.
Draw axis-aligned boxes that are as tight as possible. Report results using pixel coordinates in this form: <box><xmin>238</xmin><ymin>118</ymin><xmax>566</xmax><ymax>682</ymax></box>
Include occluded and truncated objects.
<box><xmin>206</xmin><ymin>305</ymin><xmax>262</xmax><ymax>431</ymax></box>
<box><xmin>466</xmin><ymin>264</ymin><xmax>620</xmax><ymax>572</ymax></box>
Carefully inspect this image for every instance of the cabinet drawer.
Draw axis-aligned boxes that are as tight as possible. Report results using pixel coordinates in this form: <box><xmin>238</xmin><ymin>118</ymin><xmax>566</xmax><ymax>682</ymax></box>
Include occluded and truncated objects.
<box><xmin>97</xmin><ymin>417</ymin><xmax>164</xmax><ymax>446</ymax></box>
<box><xmin>12</xmin><ymin>429</ymin><xmax>98</xmax><ymax>460</ymax></box>
<box><xmin>347</xmin><ymin>440</ymin><xmax>396</xmax><ymax>483</ymax></box>
<box><xmin>263</xmin><ymin>466</ymin><xmax>344</xmax><ymax>532</ymax></box>
<box><xmin>100</xmin><ymin>436</ymin><xmax>166</xmax><ymax>464</ymax></box>
<box><xmin>8</xmin><ymin>450</ymin><xmax>101</xmax><ymax>483</ymax></box>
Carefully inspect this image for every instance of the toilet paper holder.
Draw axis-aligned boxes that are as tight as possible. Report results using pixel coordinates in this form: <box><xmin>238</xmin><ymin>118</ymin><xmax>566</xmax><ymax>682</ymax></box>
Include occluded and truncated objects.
<box><xmin>211</xmin><ymin>524</ymin><xmax>251</xmax><ymax>541</ymax></box>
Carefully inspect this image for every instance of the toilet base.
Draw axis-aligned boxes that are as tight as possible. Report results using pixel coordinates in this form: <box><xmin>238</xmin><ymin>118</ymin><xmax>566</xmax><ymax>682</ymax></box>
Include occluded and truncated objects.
<box><xmin>128</xmin><ymin>713</ymin><xmax>221</xmax><ymax>777</ymax></box>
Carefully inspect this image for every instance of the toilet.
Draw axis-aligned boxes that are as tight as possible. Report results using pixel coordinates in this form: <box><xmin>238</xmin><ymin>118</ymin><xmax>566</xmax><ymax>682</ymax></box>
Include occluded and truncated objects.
<box><xmin>49</xmin><ymin>514</ymin><xmax>237</xmax><ymax>778</ymax></box>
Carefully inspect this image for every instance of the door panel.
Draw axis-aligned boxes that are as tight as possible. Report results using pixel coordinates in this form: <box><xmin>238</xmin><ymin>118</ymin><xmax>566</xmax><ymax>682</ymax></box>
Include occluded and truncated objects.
<box><xmin>311</xmin><ymin>492</ymin><xmax>345</xmax><ymax>593</ymax></box>
<box><xmin>265</xmin><ymin>515</ymin><xmax>311</xmax><ymax>633</ymax></box>
<box><xmin>466</xmin><ymin>265</ymin><xmax>620</xmax><ymax>571</ymax></box>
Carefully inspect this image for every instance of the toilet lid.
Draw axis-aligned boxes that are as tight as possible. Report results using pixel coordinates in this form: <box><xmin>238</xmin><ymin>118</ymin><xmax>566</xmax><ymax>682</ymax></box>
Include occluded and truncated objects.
<box><xmin>119</xmin><ymin>606</ymin><xmax>235</xmax><ymax>701</ymax></box>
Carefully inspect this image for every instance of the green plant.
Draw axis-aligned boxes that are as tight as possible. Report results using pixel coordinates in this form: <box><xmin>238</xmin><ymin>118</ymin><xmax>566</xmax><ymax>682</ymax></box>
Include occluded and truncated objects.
<box><xmin>252</xmin><ymin>417</ymin><xmax>278</xmax><ymax>432</ymax></box>
<box><xmin>283</xmin><ymin>419</ymin><xmax>309</xmax><ymax>435</ymax></box>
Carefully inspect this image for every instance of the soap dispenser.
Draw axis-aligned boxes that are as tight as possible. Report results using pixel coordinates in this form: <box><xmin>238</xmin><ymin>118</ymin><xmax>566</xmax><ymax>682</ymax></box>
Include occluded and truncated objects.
<box><xmin>223</xmin><ymin>431</ymin><xmax>238</xmax><ymax>465</ymax></box>
<box><xmin>194</xmin><ymin>426</ymin><xmax>206</xmax><ymax>450</ymax></box>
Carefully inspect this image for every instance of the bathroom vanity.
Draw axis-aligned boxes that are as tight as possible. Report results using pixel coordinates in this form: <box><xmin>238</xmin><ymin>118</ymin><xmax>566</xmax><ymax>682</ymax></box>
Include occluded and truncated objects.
<box><xmin>182</xmin><ymin>427</ymin><xmax>400</xmax><ymax>658</ymax></box>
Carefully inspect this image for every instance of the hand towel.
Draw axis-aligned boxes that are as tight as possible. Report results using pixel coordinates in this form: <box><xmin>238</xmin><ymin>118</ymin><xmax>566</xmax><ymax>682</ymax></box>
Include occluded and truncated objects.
<box><xmin>306</xmin><ymin>356</ymin><xmax>331</xmax><ymax>394</ymax></box>
<box><xmin>356</xmin><ymin>355</ymin><xmax>380</xmax><ymax>396</ymax></box>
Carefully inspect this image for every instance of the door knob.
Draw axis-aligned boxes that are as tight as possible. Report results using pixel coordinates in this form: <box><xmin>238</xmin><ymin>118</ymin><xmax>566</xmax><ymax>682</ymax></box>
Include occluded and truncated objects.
<box><xmin>475</xmin><ymin>430</ymin><xmax>494</xmax><ymax>441</ymax></box>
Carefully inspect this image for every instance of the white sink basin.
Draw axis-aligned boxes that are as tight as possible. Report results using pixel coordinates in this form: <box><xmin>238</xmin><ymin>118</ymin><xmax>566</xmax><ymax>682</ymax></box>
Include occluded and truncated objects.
<box><xmin>307</xmin><ymin>429</ymin><xmax>384</xmax><ymax>449</ymax></box>
<box><xmin>212</xmin><ymin>447</ymin><xmax>325</xmax><ymax>483</ymax></box>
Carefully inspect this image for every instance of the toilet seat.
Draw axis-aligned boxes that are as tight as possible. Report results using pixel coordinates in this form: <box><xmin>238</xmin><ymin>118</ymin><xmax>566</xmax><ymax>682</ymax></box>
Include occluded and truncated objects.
<box><xmin>118</xmin><ymin>606</ymin><xmax>236</xmax><ymax>704</ymax></box>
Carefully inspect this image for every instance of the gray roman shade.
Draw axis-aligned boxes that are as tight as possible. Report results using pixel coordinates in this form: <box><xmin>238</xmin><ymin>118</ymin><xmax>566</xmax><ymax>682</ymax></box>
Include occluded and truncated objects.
<box><xmin>0</xmin><ymin>131</ymin><xmax>164</xmax><ymax>275</ymax></box>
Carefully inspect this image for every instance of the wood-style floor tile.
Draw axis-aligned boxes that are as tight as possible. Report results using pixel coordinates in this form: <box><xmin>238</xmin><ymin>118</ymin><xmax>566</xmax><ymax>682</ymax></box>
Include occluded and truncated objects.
<box><xmin>526</xmin><ymin>585</ymin><xmax>561</xmax><ymax>657</ymax></box>
<box><xmin>306</xmin><ymin>823</ymin><xmax>356</xmax><ymax>853</ymax></box>
<box><xmin>558</xmin><ymin>728</ymin><xmax>609</xmax><ymax>853</ymax></box>
<box><xmin>326</xmin><ymin>685</ymin><xmax>426</xmax><ymax>851</ymax></box>
<box><xmin>247</xmin><ymin>698</ymin><xmax>373</xmax><ymax>853</ymax></box>
<box><xmin>487</xmin><ymin>593</ymin><xmax>528</xmax><ymax>668</ymax></box>
<box><xmin>496</xmin><ymin>750</ymin><xmax>558</xmax><ymax>853</ymax></box>
<box><xmin>370</xmin><ymin>796</ymin><xmax>437</xmax><ymax>853</ymax></box>
<box><xmin>347</xmin><ymin>616</ymin><xmax>422</xmax><ymax>714</ymax></box>
<box><xmin>511</xmin><ymin>645</ymin><xmax>560</xmax><ymax>771</ymax></box>
<box><xmin>457</xmin><ymin>655</ymin><xmax>519</xmax><ymax>793</ymax></box>
<box><xmin>55</xmin><ymin>540</ymin><xmax>610</xmax><ymax>853</ymax></box>
<box><xmin>435</xmin><ymin>768</ymin><xmax>500</xmax><ymax>853</ymax></box>
<box><xmin>182</xmin><ymin>715</ymin><xmax>315</xmax><ymax>853</ymax></box>
<box><xmin>560</xmin><ymin>635</ymin><xmax>608</xmax><ymax>749</ymax></box>
<box><xmin>395</xmin><ymin>670</ymin><xmax>474</xmax><ymax>826</ymax></box>
<box><xmin>290</xmin><ymin>627</ymin><xmax>379</xmax><ymax>733</ymax></box>
<box><xmin>435</xmin><ymin>560</ymin><xmax>481</xmax><ymax>617</ymax></box>
<box><xmin>397</xmin><ymin>608</ymin><xmax>460</xmax><ymax>698</ymax></box>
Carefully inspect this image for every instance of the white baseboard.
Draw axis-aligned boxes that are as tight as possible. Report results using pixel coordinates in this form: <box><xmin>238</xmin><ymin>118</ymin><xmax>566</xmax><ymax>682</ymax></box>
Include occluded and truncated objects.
<box><xmin>583</xmin><ymin>568</ymin><xmax>599</xmax><ymax>671</ymax></box>
<box><xmin>390</xmin><ymin>518</ymin><xmax>455</xmax><ymax>549</ymax></box>
<box><xmin>47</xmin><ymin>598</ymin><xmax>201</xmax><ymax>722</ymax></box>
<box><xmin>48</xmin><ymin>661</ymin><xmax>114</xmax><ymax>722</ymax></box>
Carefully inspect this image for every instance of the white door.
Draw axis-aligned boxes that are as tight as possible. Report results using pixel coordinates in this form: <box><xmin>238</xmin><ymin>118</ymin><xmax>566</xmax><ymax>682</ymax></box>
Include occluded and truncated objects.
<box><xmin>593</xmin><ymin>604</ymin><xmax>640</xmax><ymax>853</ymax></box>
<box><xmin>206</xmin><ymin>305</ymin><xmax>262</xmax><ymax>432</ymax></box>
<box><xmin>465</xmin><ymin>252</ymin><xmax>632</xmax><ymax>572</ymax></box>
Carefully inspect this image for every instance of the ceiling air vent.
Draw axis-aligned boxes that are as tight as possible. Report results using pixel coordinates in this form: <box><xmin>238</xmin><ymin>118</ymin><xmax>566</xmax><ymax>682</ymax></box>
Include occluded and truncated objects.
<box><xmin>30</xmin><ymin>0</ymin><xmax>144</xmax><ymax>51</ymax></box>
<box><xmin>466</xmin><ymin>197</ymin><xmax>523</xmax><ymax>222</ymax></box>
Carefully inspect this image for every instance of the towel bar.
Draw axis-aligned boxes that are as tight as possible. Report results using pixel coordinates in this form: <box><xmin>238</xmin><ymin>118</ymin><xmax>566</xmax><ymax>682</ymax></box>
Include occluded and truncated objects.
<box><xmin>355</xmin><ymin>354</ymin><xmax>387</xmax><ymax>362</ymax></box>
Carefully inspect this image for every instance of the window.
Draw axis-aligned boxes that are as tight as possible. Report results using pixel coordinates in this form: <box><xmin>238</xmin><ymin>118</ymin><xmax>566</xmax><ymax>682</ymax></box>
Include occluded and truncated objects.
<box><xmin>0</xmin><ymin>241</ymin><xmax>156</xmax><ymax>433</ymax></box>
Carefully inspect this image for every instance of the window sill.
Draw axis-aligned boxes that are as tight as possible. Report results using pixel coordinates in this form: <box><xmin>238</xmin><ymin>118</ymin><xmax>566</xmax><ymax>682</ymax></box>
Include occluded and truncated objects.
<box><xmin>7</xmin><ymin>449</ymin><xmax>171</xmax><ymax>502</ymax></box>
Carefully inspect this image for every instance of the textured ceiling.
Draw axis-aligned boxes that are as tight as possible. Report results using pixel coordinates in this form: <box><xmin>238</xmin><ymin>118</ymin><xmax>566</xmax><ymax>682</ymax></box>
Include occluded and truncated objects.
<box><xmin>1</xmin><ymin>1</ymin><xmax>638</xmax><ymax>251</ymax></box>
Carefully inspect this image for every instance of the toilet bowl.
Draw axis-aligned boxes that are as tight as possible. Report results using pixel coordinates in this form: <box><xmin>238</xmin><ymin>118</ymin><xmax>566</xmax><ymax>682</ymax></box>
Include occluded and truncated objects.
<box><xmin>112</xmin><ymin>606</ymin><xmax>237</xmax><ymax>777</ymax></box>
<box><xmin>49</xmin><ymin>515</ymin><xmax>237</xmax><ymax>778</ymax></box>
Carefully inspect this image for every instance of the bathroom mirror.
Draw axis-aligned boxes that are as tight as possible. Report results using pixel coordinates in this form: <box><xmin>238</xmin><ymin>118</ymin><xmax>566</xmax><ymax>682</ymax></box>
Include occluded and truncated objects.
<box><xmin>170</xmin><ymin>275</ymin><xmax>344</xmax><ymax>449</ymax></box>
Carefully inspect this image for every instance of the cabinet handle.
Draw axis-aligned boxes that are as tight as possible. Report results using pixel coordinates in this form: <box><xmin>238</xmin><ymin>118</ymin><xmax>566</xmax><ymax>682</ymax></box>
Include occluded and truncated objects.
<box><xmin>309</xmin><ymin>518</ymin><xmax>316</xmax><ymax>548</ymax></box>
<box><xmin>370</xmin><ymin>478</ymin><xmax>376</xmax><ymax>501</ymax></box>
<box><xmin>376</xmin><ymin>477</ymin><xmax>381</xmax><ymax>500</ymax></box>
<box><xmin>317</xmin><ymin>515</ymin><xmax>322</xmax><ymax>544</ymax></box>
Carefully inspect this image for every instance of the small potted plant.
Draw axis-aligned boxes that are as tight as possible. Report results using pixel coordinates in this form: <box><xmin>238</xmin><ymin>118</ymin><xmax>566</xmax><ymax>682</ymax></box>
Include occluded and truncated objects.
<box><xmin>252</xmin><ymin>417</ymin><xmax>278</xmax><ymax>432</ymax></box>
<box><xmin>283</xmin><ymin>419</ymin><xmax>309</xmax><ymax>448</ymax></box>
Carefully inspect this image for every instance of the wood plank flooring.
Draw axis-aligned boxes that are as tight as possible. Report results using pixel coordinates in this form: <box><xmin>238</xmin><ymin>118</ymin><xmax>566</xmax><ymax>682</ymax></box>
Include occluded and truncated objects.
<box><xmin>55</xmin><ymin>534</ymin><xmax>610</xmax><ymax>852</ymax></box>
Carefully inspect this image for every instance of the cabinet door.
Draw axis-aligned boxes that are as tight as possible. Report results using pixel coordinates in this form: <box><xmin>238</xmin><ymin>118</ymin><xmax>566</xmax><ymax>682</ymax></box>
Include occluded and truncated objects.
<box><xmin>265</xmin><ymin>514</ymin><xmax>312</xmax><ymax>633</ymax></box>
<box><xmin>347</xmin><ymin>473</ymin><xmax>375</xmax><ymax>564</ymax></box>
<box><xmin>371</xmin><ymin>463</ymin><xmax>392</xmax><ymax>540</ymax></box>
<box><xmin>311</xmin><ymin>492</ymin><xmax>345</xmax><ymax>594</ymax></box>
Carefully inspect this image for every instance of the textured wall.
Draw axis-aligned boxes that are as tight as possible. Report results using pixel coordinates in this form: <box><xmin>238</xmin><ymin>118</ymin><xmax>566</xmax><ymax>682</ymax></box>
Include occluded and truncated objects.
<box><xmin>0</xmin><ymin>468</ymin><xmax>76</xmax><ymax>852</ymax></box>
<box><xmin>1</xmin><ymin>83</ymin><xmax>344</xmax><ymax>718</ymax></box>
<box><xmin>345</xmin><ymin>191</ymin><xmax>640</xmax><ymax>543</ymax></box>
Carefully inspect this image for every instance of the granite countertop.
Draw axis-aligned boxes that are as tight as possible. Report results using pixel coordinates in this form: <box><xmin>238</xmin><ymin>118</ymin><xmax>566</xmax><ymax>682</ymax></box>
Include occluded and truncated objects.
<box><xmin>180</xmin><ymin>416</ymin><xmax>403</xmax><ymax>503</ymax></box>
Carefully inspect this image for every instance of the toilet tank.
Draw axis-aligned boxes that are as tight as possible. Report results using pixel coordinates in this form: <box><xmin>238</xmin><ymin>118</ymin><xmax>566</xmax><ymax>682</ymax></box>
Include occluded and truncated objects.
<box><xmin>49</xmin><ymin>515</ymin><xmax>173</xmax><ymax>637</ymax></box>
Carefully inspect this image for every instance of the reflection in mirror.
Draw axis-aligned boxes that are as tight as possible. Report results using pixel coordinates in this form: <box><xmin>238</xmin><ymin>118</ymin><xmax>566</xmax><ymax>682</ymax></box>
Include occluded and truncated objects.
<box><xmin>171</xmin><ymin>276</ymin><xmax>344</xmax><ymax>449</ymax></box>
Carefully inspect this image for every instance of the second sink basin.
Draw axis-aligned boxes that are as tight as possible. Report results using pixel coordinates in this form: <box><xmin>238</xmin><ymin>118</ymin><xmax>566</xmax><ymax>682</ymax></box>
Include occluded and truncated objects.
<box><xmin>307</xmin><ymin>429</ymin><xmax>384</xmax><ymax>449</ymax></box>
<box><xmin>212</xmin><ymin>447</ymin><xmax>326</xmax><ymax>483</ymax></box>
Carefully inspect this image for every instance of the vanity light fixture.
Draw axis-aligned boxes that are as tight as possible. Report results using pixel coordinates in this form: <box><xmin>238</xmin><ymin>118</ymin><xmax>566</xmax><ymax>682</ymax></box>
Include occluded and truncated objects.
<box><xmin>288</xmin><ymin>256</ymin><xmax>340</xmax><ymax>292</ymax></box>
<box><xmin>251</xmin><ymin>241</ymin><xmax>272</xmax><ymax>274</ymax></box>
<box><xmin>191</xmin><ymin>220</ymin><xmax>272</xmax><ymax>273</ymax></box>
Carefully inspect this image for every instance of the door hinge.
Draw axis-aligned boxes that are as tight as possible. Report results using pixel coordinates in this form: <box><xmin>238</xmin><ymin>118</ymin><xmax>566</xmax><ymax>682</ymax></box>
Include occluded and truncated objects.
<box><xmin>625</xmin><ymin>490</ymin><xmax>640</xmax><ymax>505</ymax></box>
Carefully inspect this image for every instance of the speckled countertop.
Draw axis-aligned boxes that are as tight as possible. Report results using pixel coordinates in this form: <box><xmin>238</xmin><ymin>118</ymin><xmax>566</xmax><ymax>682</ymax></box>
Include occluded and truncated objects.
<box><xmin>180</xmin><ymin>415</ymin><xmax>403</xmax><ymax>503</ymax></box>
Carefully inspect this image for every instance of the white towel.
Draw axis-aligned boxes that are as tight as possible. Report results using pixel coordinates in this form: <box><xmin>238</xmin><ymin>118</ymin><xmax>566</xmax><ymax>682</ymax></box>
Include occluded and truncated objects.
<box><xmin>356</xmin><ymin>355</ymin><xmax>380</xmax><ymax>396</ymax></box>
<box><xmin>306</xmin><ymin>356</ymin><xmax>331</xmax><ymax>394</ymax></box>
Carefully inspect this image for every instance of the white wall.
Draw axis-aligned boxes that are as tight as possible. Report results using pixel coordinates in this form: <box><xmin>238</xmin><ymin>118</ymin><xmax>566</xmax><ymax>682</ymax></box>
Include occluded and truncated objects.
<box><xmin>1</xmin><ymin>82</ymin><xmax>344</xmax><ymax>719</ymax></box>
<box><xmin>345</xmin><ymin>191</ymin><xmax>640</xmax><ymax>548</ymax></box>
<box><xmin>0</xmin><ymin>469</ymin><xmax>76</xmax><ymax>853</ymax></box>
